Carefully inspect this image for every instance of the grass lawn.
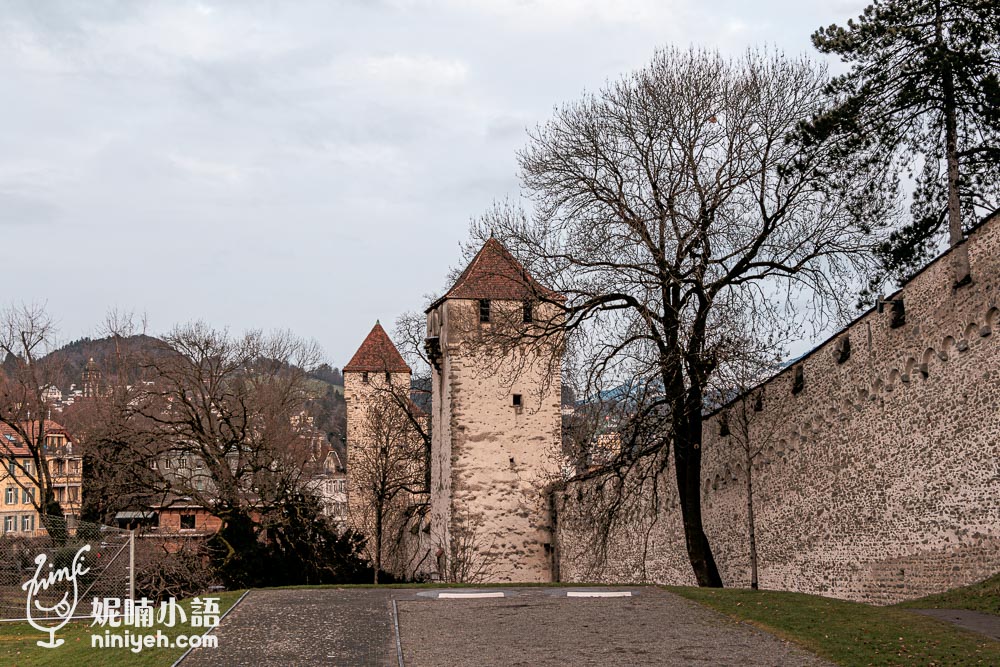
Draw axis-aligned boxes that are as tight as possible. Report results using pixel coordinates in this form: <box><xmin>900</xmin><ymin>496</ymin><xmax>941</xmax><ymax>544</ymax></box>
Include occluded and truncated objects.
<box><xmin>893</xmin><ymin>574</ymin><xmax>1000</xmax><ymax>616</ymax></box>
<box><xmin>0</xmin><ymin>590</ymin><xmax>245</xmax><ymax>667</ymax></box>
<box><xmin>669</xmin><ymin>586</ymin><xmax>1000</xmax><ymax>666</ymax></box>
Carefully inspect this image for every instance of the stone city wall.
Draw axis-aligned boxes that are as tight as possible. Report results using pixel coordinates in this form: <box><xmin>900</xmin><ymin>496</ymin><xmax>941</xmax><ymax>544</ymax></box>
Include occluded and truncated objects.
<box><xmin>556</xmin><ymin>215</ymin><xmax>1000</xmax><ymax>604</ymax></box>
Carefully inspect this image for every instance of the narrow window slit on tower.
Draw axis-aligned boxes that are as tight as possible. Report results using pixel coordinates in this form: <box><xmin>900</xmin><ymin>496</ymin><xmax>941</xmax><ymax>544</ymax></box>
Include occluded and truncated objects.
<box><xmin>385</xmin><ymin>371</ymin><xmax>391</xmax><ymax>383</ymax></box>
<box><xmin>512</xmin><ymin>394</ymin><xmax>522</xmax><ymax>407</ymax></box>
<box><xmin>479</xmin><ymin>299</ymin><xmax>491</xmax><ymax>323</ymax></box>
<box><xmin>362</xmin><ymin>372</ymin><xmax>369</xmax><ymax>384</ymax></box>
<box><xmin>522</xmin><ymin>300</ymin><xmax>533</xmax><ymax>323</ymax></box>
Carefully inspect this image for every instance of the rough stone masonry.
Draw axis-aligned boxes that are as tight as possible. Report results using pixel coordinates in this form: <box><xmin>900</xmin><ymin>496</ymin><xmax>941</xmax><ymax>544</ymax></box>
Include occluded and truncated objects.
<box><xmin>556</xmin><ymin>213</ymin><xmax>1000</xmax><ymax>604</ymax></box>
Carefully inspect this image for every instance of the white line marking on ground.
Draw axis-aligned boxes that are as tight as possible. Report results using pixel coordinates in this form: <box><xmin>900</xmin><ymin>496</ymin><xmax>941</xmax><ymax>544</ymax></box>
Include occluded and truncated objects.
<box><xmin>566</xmin><ymin>591</ymin><xmax>632</xmax><ymax>598</ymax></box>
<box><xmin>437</xmin><ymin>592</ymin><xmax>505</xmax><ymax>599</ymax></box>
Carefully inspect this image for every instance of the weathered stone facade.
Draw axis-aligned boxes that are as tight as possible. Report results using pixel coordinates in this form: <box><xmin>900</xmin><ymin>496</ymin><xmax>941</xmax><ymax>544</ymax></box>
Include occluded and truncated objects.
<box><xmin>344</xmin><ymin>323</ymin><xmax>431</xmax><ymax>580</ymax></box>
<box><xmin>556</xmin><ymin>214</ymin><xmax>1000</xmax><ymax>604</ymax></box>
<box><xmin>426</xmin><ymin>239</ymin><xmax>563</xmax><ymax>583</ymax></box>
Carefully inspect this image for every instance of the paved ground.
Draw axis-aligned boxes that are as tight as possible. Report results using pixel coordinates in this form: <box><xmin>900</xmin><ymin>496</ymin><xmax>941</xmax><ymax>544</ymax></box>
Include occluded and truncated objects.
<box><xmin>181</xmin><ymin>589</ymin><xmax>396</xmax><ymax>667</ymax></box>
<box><xmin>911</xmin><ymin>608</ymin><xmax>1000</xmax><ymax>642</ymax></box>
<box><xmin>397</xmin><ymin>588</ymin><xmax>830</xmax><ymax>666</ymax></box>
<box><xmin>181</xmin><ymin>586</ymin><xmax>831</xmax><ymax>666</ymax></box>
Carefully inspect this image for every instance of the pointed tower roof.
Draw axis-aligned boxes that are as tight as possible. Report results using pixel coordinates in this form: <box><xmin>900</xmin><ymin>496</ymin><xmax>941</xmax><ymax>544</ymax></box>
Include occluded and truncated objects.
<box><xmin>343</xmin><ymin>322</ymin><xmax>411</xmax><ymax>373</ymax></box>
<box><xmin>429</xmin><ymin>238</ymin><xmax>561</xmax><ymax>311</ymax></box>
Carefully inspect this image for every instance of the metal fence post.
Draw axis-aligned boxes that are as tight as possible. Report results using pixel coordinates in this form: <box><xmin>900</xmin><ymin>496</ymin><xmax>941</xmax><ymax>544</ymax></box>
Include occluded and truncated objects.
<box><xmin>129</xmin><ymin>529</ymin><xmax>135</xmax><ymax>602</ymax></box>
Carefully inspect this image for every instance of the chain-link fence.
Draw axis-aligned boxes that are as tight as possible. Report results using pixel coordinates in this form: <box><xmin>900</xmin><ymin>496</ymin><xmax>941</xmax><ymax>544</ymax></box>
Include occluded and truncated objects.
<box><xmin>0</xmin><ymin>516</ymin><xmax>133</xmax><ymax>622</ymax></box>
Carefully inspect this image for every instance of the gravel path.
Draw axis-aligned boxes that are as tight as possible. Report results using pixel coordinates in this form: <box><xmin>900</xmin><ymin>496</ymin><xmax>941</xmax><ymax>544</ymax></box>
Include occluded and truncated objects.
<box><xmin>181</xmin><ymin>588</ymin><xmax>396</xmax><ymax>667</ymax></box>
<box><xmin>396</xmin><ymin>587</ymin><xmax>831</xmax><ymax>666</ymax></box>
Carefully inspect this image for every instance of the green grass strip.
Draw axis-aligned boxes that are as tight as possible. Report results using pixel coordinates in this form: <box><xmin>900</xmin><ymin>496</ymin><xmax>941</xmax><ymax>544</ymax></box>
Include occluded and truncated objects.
<box><xmin>668</xmin><ymin>586</ymin><xmax>1000</xmax><ymax>666</ymax></box>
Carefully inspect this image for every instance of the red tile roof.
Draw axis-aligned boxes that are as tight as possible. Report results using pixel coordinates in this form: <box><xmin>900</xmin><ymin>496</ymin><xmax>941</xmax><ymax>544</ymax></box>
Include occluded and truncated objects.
<box><xmin>0</xmin><ymin>420</ymin><xmax>71</xmax><ymax>456</ymax></box>
<box><xmin>430</xmin><ymin>238</ymin><xmax>561</xmax><ymax>310</ymax></box>
<box><xmin>343</xmin><ymin>322</ymin><xmax>411</xmax><ymax>374</ymax></box>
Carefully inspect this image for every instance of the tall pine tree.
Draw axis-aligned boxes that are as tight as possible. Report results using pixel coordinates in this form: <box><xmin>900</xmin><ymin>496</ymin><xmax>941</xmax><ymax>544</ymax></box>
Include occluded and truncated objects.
<box><xmin>802</xmin><ymin>0</ymin><xmax>999</xmax><ymax>291</ymax></box>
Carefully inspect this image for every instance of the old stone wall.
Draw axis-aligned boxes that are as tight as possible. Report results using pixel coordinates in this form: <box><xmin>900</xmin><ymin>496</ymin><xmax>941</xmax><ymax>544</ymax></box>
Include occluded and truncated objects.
<box><xmin>429</xmin><ymin>298</ymin><xmax>563</xmax><ymax>583</ymax></box>
<box><xmin>556</xmin><ymin>216</ymin><xmax>1000</xmax><ymax>604</ymax></box>
<box><xmin>344</xmin><ymin>370</ymin><xmax>432</xmax><ymax>580</ymax></box>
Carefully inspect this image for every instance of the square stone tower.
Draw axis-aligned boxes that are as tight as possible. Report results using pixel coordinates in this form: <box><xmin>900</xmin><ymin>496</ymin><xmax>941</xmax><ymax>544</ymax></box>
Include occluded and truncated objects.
<box><xmin>425</xmin><ymin>238</ymin><xmax>563</xmax><ymax>583</ymax></box>
<box><xmin>343</xmin><ymin>322</ymin><xmax>430</xmax><ymax>578</ymax></box>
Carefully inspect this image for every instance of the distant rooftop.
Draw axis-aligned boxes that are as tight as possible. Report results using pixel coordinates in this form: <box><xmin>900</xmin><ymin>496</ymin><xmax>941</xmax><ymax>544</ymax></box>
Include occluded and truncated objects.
<box><xmin>343</xmin><ymin>322</ymin><xmax>411</xmax><ymax>374</ymax></box>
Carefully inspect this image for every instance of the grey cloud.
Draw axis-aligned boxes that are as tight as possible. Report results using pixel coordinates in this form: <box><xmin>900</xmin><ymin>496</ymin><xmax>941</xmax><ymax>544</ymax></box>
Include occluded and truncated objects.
<box><xmin>0</xmin><ymin>0</ymin><xmax>862</xmax><ymax>364</ymax></box>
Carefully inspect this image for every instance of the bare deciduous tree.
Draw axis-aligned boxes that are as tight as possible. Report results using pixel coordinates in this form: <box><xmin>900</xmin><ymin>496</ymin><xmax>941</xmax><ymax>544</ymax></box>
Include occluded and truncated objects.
<box><xmin>0</xmin><ymin>304</ymin><xmax>68</xmax><ymax>533</ymax></box>
<box><xmin>350</xmin><ymin>392</ymin><xmax>426</xmax><ymax>583</ymax></box>
<box><xmin>124</xmin><ymin>323</ymin><xmax>326</xmax><ymax>584</ymax></box>
<box><xmin>472</xmin><ymin>48</ymin><xmax>892</xmax><ymax>586</ymax></box>
<box><xmin>711</xmin><ymin>342</ymin><xmax>791</xmax><ymax>591</ymax></box>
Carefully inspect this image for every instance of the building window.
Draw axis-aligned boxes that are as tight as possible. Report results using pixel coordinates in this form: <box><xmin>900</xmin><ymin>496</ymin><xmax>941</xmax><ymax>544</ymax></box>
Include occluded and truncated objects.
<box><xmin>22</xmin><ymin>488</ymin><xmax>34</xmax><ymax>504</ymax></box>
<box><xmin>4</xmin><ymin>516</ymin><xmax>15</xmax><ymax>532</ymax></box>
<box><xmin>512</xmin><ymin>394</ymin><xmax>522</xmax><ymax>408</ymax></box>
<box><xmin>180</xmin><ymin>514</ymin><xmax>196</xmax><ymax>530</ymax></box>
<box><xmin>7</xmin><ymin>461</ymin><xmax>15</xmax><ymax>476</ymax></box>
<box><xmin>479</xmin><ymin>299</ymin><xmax>491</xmax><ymax>323</ymax></box>
<box><xmin>21</xmin><ymin>515</ymin><xmax>34</xmax><ymax>531</ymax></box>
<box><xmin>24</xmin><ymin>461</ymin><xmax>33</xmax><ymax>476</ymax></box>
<box><xmin>69</xmin><ymin>487</ymin><xmax>78</xmax><ymax>501</ymax></box>
<box><xmin>385</xmin><ymin>371</ymin><xmax>392</xmax><ymax>383</ymax></box>
<box><xmin>362</xmin><ymin>372</ymin><xmax>369</xmax><ymax>384</ymax></box>
<box><xmin>523</xmin><ymin>300</ymin><xmax>533</xmax><ymax>323</ymax></box>
<box><xmin>4</xmin><ymin>488</ymin><xmax>16</xmax><ymax>505</ymax></box>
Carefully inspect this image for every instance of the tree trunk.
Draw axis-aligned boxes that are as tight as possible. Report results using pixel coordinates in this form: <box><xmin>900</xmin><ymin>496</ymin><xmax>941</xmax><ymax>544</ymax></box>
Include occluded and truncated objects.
<box><xmin>746</xmin><ymin>450</ymin><xmax>758</xmax><ymax>590</ymax></box>
<box><xmin>673</xmin><ymin>395</ymin><xmax>723</xmax><ymax>588</ymax></box>
<box><xmin>938</xmin><ymin>0</ymin><xmax>971</xmax><ymax>286</ymax></box>
<box><xmin>374</xmin><ymin>511</ymin><xmax>382</xmax><ymax>584</ymax></box>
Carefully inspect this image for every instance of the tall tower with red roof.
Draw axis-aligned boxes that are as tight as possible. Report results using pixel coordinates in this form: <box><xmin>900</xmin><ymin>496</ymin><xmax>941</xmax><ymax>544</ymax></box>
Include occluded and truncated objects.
<box><xmin>425</xmin><ymin>237</ymin><xmax>563</xmax><ymax>583</ymax></box>
<box><xmin>343</xmin><ymin>322</ymin><xmax>430</xmax><ymax>578</ymax></box>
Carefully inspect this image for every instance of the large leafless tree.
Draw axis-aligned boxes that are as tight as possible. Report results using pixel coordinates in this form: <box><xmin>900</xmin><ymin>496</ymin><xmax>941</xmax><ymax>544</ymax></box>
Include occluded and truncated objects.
<box><xmin>472</xmin><ymin>48</ymin><xmax>893</xmax><ymax>586</ymax></box>
<box><xmin>0</xmin><ymin>304</ymin><xmax>68</xmax><ymax>533</ymax></box>
<box><xmin>124</xmin><ymin>323</ymin><xmax>326</xmax><ymax>581</ymax></box>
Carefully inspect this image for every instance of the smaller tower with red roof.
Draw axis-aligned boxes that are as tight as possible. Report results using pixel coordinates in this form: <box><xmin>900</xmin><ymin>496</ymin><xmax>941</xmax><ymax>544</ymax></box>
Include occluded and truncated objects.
<box><xmin>343</xmin><ymin>322</ymin><xmax>429</xmax><ymax>578</ymax></box>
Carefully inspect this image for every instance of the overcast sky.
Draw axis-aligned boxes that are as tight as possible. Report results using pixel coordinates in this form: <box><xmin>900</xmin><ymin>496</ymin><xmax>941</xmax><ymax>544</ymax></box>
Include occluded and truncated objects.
<box><xmin>2</xmin><ymin>0</ymin><xmax>865</xmax><ymax>367</ymax></box>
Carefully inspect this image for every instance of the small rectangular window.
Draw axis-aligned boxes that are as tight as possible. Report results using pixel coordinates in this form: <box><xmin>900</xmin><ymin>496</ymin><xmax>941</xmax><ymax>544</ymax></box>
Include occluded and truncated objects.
<box><xmin>512</xmin><ymin>394</ymin><xmax>522</xmax><ymax>407</ymax></box>
<box><xmin>362</xmin><ymin>372</ymin><xmax>369</xmax><ymax>384</ymax></box>
<box><xmin>180</xmin><ymin>514</ymin><xmax>196</xmax><ymax>530</ymax></box>
<box><xmin>21</xmin><ymin>515</ymin><xmax>33</xmax><ymax>531</ymax></box>
<box><xmin>5</xmin><ymin>488</ymin><xmax>15</xmax><ymax>505</ymax></box>
<box><xmin>479</xmin><ymin>299</ymin><xmax>491</xmax><ymax>323</ymax></box>
<box><xmin>385</xmin><ymin>371</ymin><xmax>392</xmax><ymax>383</ymax></box>
<box><xmin>522</xmin><ymin>300</ymin><xmax>533</xmax><ymax>323</ymax></box>
<box><xmin>4</xmin><ymin>516</ymin><xmax>14</xmax><ymax>532</ymax></box>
